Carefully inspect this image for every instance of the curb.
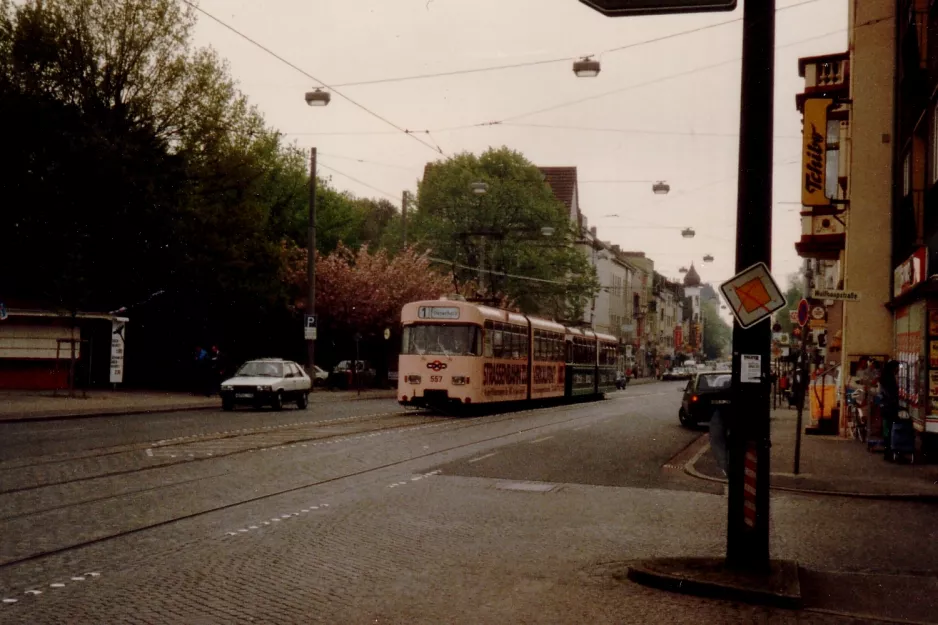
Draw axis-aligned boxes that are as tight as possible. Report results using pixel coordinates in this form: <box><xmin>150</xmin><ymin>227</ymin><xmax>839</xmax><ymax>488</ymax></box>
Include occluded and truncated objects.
<box><xmin>683</xmin><ymin>440</ymin><xmax>938</xmax><ymax>503</ymax></box>
<box><xmin>626</xmin><ymin>558</ymin><xmax>802</xmax><ymax>610</ymax></box>
<box><xmin>0</xmin><ymin>391</ymin><xmax>398</xmax><ymax>423</ymax></box>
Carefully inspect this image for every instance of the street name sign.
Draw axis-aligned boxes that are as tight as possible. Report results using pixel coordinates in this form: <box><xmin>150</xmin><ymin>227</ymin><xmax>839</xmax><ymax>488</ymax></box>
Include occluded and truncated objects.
<box><xmin>579</xmin><ymin>0</ymin><xmax>736</xmax><ymax>16</ymax></box>
<box><xmin>720</xmin><ymin>262</ymin><xmax>786</xmax><ymax>329</ymax></box>
<box><xmin>810</xmin><ymin>288</ymin><xmax>860</xmax><ymax>302</ymax></box>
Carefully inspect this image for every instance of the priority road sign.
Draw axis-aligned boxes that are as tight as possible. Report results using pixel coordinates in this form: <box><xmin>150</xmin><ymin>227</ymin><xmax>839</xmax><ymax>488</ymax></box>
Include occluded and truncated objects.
<box><xmin>720</xmin><ymin>262</ymin><xmax>787</xmax><ymax>329</ymax></box>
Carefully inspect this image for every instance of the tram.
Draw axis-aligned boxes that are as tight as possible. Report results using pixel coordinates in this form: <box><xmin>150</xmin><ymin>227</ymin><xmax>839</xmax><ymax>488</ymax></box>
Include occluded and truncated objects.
<box><xmin>397</xmin><ymin>298</ymin><xmax>618</xmax><ymax>409</ymax></box>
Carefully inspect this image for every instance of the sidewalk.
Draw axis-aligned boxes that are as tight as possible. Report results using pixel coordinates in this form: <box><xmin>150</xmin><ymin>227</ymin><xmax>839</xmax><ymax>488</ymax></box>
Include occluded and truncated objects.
<box><xmin>689</xmin><ymin>406</ymin><xmax>938</xmax><ymax>499</ymax></box>
<box><xmin>0</xmin><ymin>388</ymin><xmax>397</xmax><ymax>422</ymax></box>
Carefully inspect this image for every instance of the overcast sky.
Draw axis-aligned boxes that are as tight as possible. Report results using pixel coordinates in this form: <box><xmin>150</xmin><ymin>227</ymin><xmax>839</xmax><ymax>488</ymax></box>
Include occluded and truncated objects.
<box><xmin>191</xmin><ymin>0</ymin><xmax>847</xmax><ymax>293</ymax></box>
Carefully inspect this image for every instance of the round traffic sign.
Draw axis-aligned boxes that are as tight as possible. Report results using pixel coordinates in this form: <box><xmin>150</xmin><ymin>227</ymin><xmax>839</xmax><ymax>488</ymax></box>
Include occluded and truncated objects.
<box><xmin>796</xmin><ymin>299</ymin><xmax>810</xmax><ymax>327</ymax></box>
<box><xmin>811</xmin><ymin>305</ymin><xmax>826</xmax><ymax>320</ymax></box>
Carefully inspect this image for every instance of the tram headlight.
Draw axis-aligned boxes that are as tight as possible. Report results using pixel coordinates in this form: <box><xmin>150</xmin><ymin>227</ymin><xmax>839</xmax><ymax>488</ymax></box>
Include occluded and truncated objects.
<box><xmin>452</xmin><ymin>376</ymin><xmax>469</xmax><ymax>385</ymax></box>
<box><xmin>405</xmin><ymin>375</ymin><xmax>422</xmax><ymax>385</ymax></box>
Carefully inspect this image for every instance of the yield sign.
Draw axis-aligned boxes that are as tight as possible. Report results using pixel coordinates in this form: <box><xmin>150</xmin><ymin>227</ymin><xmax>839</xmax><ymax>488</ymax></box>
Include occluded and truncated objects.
<box><xmin>720</xmin><ymin>262</ymin><xmax>787</xmax><ymax>329</ymax></box>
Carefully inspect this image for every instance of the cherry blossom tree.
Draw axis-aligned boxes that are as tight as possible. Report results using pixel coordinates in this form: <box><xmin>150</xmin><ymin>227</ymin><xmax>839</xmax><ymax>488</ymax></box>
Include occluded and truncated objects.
<box><xmin>281</xmin><ymin>242</ymin><xmax>453</xmax><ymax>337</ymax></box>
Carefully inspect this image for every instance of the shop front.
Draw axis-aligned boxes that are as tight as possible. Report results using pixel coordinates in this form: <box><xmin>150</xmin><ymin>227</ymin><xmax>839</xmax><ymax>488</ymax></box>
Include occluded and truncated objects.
<box><xmin>888</xmin><ymin>246</ymin><xmax>938</xmax><ymax>460</ymax></box>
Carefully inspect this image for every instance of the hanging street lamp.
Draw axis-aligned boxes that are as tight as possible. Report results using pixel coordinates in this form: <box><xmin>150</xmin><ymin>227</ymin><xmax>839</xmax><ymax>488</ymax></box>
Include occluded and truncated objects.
<box><xmin>470</xmin><ymin>181</ymin><xmax>489</xmax><ymax>196</ymax></box>
<box><xmin>304</xmin><ymin>88</ymin><xmax>331</xmax><ymax>106</ymax></box>
<box><xmin>703</xmin><ymin>254</ymin><xmax>714</xmax><ymax>263</ymax></box>
<box><xmin>652</xmin><ymin>181</ymin><xmax>671</xmax><ymax>195</ymax></box>
<box><xmin>573</xmin><ymin>56</ymin><xmax>601</xmax><ymax>78</ymax></box>
<box><xmin>681</xmin><ymin>227</ymin><xmax>696</xmax><ymax>238</ymax></box>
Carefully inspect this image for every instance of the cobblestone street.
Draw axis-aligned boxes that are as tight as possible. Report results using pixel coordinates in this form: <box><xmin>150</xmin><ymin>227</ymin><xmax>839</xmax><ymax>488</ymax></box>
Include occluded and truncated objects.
<box><xmin>1</xmin><ymin>381</ymin><xmax>936</xmax><ymax>623</ymax></box>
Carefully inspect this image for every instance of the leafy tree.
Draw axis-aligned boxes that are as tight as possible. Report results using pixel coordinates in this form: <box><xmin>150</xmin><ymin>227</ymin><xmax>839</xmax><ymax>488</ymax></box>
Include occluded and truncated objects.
<box><xmin>0</xmin><ymin>0</ymin><xmax>314</xmax><ymax>384</ymax></box>
<box><xmin>702</xmin><ymin>298</ymin><xmax>732</xmax><ymax>360</ymax></box>
<box><xmin>774</xmin><ymin>272</ymin><xmax>805</xmax><ymax>335</ymax></box>
<box><xmin>412</xmin><ymin>147</ymin><xmax>598</xmax><ymax>320</ymax></box>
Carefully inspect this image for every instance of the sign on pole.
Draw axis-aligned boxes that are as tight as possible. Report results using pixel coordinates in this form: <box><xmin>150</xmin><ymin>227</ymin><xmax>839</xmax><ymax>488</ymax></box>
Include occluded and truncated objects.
<box><xmin>789</xmin><ymin>310</ymin><xmax>799</xmax><ymax>324</ymax></box>
<box><xmin>810</xmin><ymin>288</ymin><xmax>860</xmax><ymax>302</ymax></box>
<box><xmin>579</xmin><ymin>0</ymin><xmax>736</xmax><ymax>16</ymax></box>
<box><xmin>719</xmin><ymin>263</ymin><xmax>786</xmax><ymax>329</ymax></box>
<box><xmin>110</xmin><ymin>318</ymin><xmax>127</xmax><ymax>384</ymax></box>
<box><xmin>304</xmin><ymin>314</ymin><xmax>317</xmax><ymax>341</ymax></box>
<box><xmin>796</xmin><ymin>298</ymin><xmax>810</xmax><ymax>327</ymax></box>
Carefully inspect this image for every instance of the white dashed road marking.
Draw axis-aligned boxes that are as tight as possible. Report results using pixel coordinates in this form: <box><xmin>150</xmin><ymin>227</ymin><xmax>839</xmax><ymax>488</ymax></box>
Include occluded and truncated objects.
<box><xmin>530</xmin><ymin>436</ymin><xmax>554</xmax><ymax>444</ymax></box>
<box><xmin>468</xmin><ymin>453</ymin><xmax>497</xmax><ymax>464</ymax></box>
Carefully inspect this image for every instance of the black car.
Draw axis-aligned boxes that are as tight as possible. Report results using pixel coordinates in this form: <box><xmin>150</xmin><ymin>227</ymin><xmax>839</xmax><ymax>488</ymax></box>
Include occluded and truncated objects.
<box><xmin>679</xmin><ymin>371</ymin><xmax>732</xmax><ymax>427</ymax></box>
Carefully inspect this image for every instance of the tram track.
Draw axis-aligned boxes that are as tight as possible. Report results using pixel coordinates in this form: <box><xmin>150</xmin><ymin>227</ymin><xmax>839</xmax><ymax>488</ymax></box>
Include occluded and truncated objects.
<box><xmin>0</xmin><ymin>398</ymin><xmax>607</xmax><ymax>572</ymax></box>
<box><xmin>0</xmin><ymin>409</ymin><xmax>417</xmax><ymax>473</ymax></box>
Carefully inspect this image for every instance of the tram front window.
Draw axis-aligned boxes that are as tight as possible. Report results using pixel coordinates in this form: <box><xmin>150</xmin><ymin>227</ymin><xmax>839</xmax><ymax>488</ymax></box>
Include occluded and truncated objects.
<box><xmin>402</xmin><ymin>324</ymin><xmax>482</xmax><ymax>356</ymax></box>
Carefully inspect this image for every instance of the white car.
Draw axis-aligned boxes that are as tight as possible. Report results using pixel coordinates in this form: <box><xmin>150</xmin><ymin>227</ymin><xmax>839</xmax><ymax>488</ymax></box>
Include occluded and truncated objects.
<box><xmin>312</xmin><ymin>365</ymin><xmax>329</xmax><ymax>386</ymax></box>
<box><xmin>220</xmin><ymin>359</ymin><xmax>311</xmax><ymax>411</ymax></box>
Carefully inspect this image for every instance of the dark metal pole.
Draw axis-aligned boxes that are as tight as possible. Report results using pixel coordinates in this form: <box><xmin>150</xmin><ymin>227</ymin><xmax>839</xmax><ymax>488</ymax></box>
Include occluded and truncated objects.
<box><xmin>726</xmin><ymin>0</ymin><xmax>775</xmax><ymax>571</ymax></box>
<box><xmin>307</xmin><ymin>147</ymin><xmax>317</xmax><ymax>392</ymax></box>
<box><xmin>794</xmin><ymin>336</ymin><xmax>807</xmax><ymax>475</ymax></box>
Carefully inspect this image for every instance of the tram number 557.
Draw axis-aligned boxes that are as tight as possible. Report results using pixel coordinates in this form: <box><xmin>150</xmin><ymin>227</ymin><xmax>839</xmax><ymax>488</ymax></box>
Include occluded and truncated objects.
<box><xmin>430</xmin><ymin>375</ymin><xmax>443</xmax><ymax>383</ymax></box>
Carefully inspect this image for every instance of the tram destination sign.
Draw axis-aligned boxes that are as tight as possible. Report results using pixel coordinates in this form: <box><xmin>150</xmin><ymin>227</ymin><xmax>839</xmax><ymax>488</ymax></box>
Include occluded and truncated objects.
<box><xmin>579</xmin><ymin>0</ymin><xmax>736</xmax><ymax>16</ymax></box>
<box><xmin>418</xmin><ymin>306</ymin><xmax>460</xmax><ymax>320</ymax></box>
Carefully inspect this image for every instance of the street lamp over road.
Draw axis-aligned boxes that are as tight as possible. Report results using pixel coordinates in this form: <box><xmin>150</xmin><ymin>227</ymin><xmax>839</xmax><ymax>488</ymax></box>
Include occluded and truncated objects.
<box><xmin>305</xmin><ymin>88</ymin><xmax>331</xmax><ymax>106</ymax></box>
<box><xmin>573</xmin><ymin>56</ymin><xmax>601</xmax><ymax>77</ymax></box>
<box><xmin>653</xmin><ymin>181</ymin><xmax>671</xmax><ymax>195</ymax></box>
<box><xmin>681</xmin><ymin>227</ymin><xmax>696</xmax><ymax>238</ymax></box>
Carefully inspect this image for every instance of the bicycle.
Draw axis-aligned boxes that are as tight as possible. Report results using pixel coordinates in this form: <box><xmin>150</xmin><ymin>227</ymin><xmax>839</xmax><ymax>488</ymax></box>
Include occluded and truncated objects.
<box><xmin>845</xmin><ymin>387</ymin><xmax>867</xmax><ymax>443</ymax></box>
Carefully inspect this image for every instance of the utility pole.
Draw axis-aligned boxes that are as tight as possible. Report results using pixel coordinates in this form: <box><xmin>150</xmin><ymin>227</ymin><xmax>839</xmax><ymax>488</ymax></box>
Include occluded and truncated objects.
<box><xmin>307</xmin><ymin>147</ymin><xmax>317</xmax><ymax>388</ymax></box>
<box><xmin>401</xmin><ymin>190</ymin><xmax>408</xmax><ymax>248</ymax></box>
<box><xmin>726</xmin><ymin>0</ymin><xmax>775</xmax><ymax>571</ymax></box>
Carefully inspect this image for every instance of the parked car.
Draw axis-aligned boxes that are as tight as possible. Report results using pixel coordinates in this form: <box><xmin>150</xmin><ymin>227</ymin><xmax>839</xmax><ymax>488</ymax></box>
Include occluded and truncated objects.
<box><xmin>679</xmin><ymin>370</ymin><xmax>732</xmax><ymax>427</ymax></box>
<box><xmin>328</xmin><ymin>360</ymin><xmax>376</xmax><ymax>390</ymax></box>
<box><xmin>312</xmin><ymin>365</ymin><xmax>328</xmax><ymax>386</ymax></box>
<box><xmin>663</xmin><ymin>366</ymin><xmax>690</xmax><ymax>381</ymax></box>
<box><xmin>219</xmin><ymin>359</ymin><xmax>311</xmax><ymax>411</ymax></box>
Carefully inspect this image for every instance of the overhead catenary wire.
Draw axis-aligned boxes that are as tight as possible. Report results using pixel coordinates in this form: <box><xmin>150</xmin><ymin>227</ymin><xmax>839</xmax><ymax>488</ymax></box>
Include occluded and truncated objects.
<box><xmin>317</xmin><ymin>163</ymin><xmax>401</xmax><ymax>204</ymax></box>
<box><xmin>279</xmin><ymin>28</ymin><xmax>848</xmax><ymax>140</ymax></box>
<box><xmin>324</xmin><ymin>0</ymin><xmax>829</xmax><ymax>90</ymax></box>
<box><xmin>496</xmin><ymin>28</ymin><xmax>848</xmax><ymax>124</ymax></box>
<box><xmin>179</xmin><ymin>0</ymin><xmax>444</xmax><ymax>157</ymax></box>
<box><xmin>318</xmin><ymin>152</ymin><xmax>418</xmax><ymax>172</ymax></box>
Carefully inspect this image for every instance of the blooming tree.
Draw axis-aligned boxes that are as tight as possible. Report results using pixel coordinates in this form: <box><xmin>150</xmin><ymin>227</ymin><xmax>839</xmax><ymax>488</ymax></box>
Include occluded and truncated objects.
<box><xmin>282</xmin><ymin>243</ymin><xmax>453</xmax><ymax>336</ymax></box>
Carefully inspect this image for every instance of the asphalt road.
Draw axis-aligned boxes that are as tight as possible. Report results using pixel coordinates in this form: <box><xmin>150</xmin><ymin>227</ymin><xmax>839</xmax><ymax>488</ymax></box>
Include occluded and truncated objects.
<box><xmin>2</xmin><ymin>380</ymin><xmax>937</xmax><ymax>624</ymax></box>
